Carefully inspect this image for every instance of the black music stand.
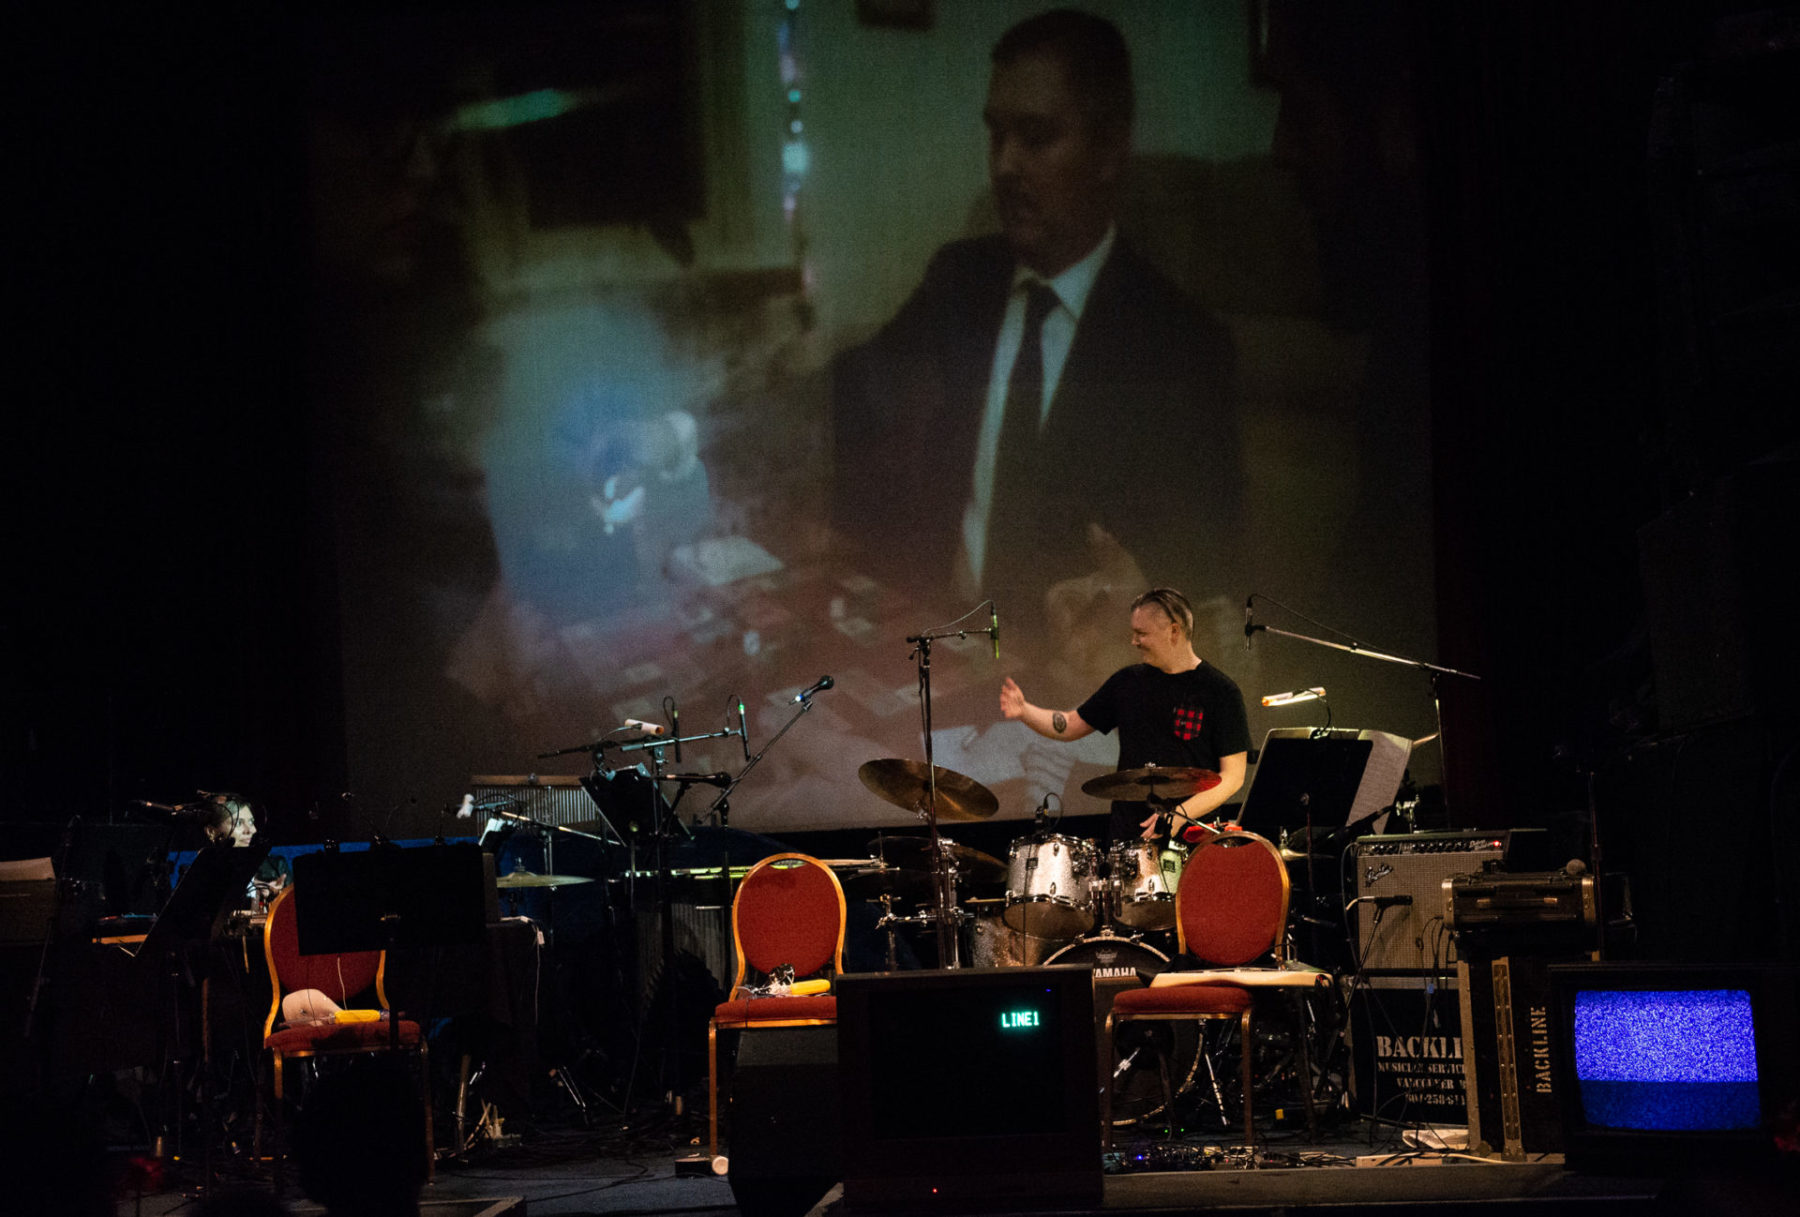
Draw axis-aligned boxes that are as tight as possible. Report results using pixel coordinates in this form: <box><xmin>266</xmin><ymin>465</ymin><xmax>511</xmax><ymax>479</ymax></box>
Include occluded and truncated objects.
<box><xmin>293</xmin><ymin>844</ymin><xmax>488</xmax><ymax>1052</ymax></box>
<box><xmin>135</xmin><ymin>845</ymin><xmax>270</xmax><ymax>963</ymax></box>
<box><xmin>1237</xmin><ymin>728</ymin><xmax>1412</xmax><ymax>844</ymax></box>
<box><xmin>1237</xmin><ymin>728</ymin><xmax>1410</xmax><ymax>965</ymax></box>
<box><xmin>133</xmin><ymin>844</ymin><xmax>268</xmax><ymax>1191</ymax></box>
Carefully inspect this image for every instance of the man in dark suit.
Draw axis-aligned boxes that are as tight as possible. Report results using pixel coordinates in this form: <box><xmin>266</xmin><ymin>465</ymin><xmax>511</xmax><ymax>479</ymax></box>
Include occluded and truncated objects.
<box><xmin>833</xmin><ymin>9</ymin><xmax>1241</xmax><ymax>680</ymax></box>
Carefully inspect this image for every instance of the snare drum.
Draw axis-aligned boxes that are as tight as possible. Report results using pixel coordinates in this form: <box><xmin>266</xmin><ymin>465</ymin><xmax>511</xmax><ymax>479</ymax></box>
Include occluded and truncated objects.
<box><xmin>1003</xmin><ymin>834</ymin><xmax>1096</xmax><ymax>939</ymax></box>
<box><xmin>1107</xmin><ymin>841</ymin><xmax>1184</xmax><ymax>931</ymax></box>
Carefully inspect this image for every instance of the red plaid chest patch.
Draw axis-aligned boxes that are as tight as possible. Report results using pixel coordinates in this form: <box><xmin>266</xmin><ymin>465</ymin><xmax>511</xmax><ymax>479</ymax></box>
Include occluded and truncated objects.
<box><xmin>1172</xmin><ymin>704</ymin><xmax>1205</xmax><ymax>741</ymax></box>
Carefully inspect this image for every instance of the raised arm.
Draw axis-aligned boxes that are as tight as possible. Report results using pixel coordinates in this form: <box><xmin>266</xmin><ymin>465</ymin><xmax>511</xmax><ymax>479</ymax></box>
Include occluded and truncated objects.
<box><xmin>999</xmin><ymin>676</ymin><xmax>1094</xmax><ymax>742</ymax></box>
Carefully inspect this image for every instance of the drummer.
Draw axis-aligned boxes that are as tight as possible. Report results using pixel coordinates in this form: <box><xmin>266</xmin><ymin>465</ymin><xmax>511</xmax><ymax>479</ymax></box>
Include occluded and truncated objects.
<box><xmin>999</xmin><ymin>587</ymin><xmax>1250</xmax><ymax>843</ymax></box>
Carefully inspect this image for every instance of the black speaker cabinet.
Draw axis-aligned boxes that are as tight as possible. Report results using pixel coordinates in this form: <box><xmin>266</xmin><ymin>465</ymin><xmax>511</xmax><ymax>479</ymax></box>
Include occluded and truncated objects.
<box><xmin>1348</xmin><ymin>976</ymin><xmax>1467</xmax><ymax>1125</ymax></box>
<box><xmin>724</xmin><ymin>1026</ymin><xmax>840</xmax><ymax>1217</ymax></box>
<box><xmin>836</xmin><ymin>968</ymin><xmax>1102</xmax><ymax>1212</ymax></box>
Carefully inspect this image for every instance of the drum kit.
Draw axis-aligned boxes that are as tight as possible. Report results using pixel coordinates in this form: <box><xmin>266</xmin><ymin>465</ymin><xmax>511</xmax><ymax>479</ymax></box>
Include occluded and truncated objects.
<box><xmin>850</xmin><ymin>758</ymin><xmax>1223</xmax><ymax>970</ymax></box>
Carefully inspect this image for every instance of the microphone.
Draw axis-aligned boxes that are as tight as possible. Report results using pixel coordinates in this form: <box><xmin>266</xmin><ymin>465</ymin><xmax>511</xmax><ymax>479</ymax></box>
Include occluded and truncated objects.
<box><xmin>990</xmin><ymin>603</ymin><xmax>1000</xmax><ymax>660</ymax></box>
<box><xmin>791</xmin><ymin>675</ymin><xmax>835</xmax><ymax>704</ymax></box>
<box><xmin>1244</xmin><ymin>593</ymin><xmax>1255</xmax><ymax>649</ymax></box>
<box><xmin>738</xmin><ymin>698</ymin><xmax>751</xmax><ymax>761</ymax></box>
<box><xmin>1371</xmin><ymin>894</ymin><xmax>1414</xmax><ymax>910</ymax></box>
<box><xmin>671</xmin><ymin>699</ymin><xmax>682</xmax><ymax>764</ymax></box>
<box><xmin>623</xmin><ymin>718</ymin><xmax>666</xmax><ymax>736</ymax></box>
<box><xmin>1261</xmin><ymin>687</ymin><xmax>1326</xmax><ymax>707</ymax></box>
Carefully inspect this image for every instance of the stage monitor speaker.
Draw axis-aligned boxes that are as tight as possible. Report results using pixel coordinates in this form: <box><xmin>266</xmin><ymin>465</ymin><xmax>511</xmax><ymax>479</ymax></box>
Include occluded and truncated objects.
<box><xmin>724</xmin><ymin>1025</ymin><xmax>840</xmax><ymax>1217</ymax></box>
<box><xmin>836</xmin><ymin>968</ymin><xmax>1102</xmax><ymax>1212</ymax></box>
<box><xmin>1353</xmin><ymin>832</ymin><xmax>1514</xmax><ymax>973</ymax></box>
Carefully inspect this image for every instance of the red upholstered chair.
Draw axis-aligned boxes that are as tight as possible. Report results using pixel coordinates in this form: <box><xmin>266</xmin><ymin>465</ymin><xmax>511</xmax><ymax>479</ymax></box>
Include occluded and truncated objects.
<box><xmin>1103</xmin><ymin>829</ymin><xmax>1320</xmax><ymax>1148</ymax></box>
<box><xmin>708</xmin><ymin>853</ymin><xmax>847</xmax><ymax>1158</ymax></box>
<box><xmin>260</xmin><ymin>887</ymin><xmax>433</xmax><ymax>1187</ymax></box>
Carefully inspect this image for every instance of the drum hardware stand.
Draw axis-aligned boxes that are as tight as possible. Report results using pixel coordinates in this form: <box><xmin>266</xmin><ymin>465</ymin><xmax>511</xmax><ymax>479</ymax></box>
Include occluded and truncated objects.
<box><xmin>546</xmin><ymin>710</ymin><xmax>755</xmax><ymax>1118</ymax></box>
<box><xmin>903</xmin><ymin>605</ymin><xmax>998</xmax><ymax>968</ymax></box>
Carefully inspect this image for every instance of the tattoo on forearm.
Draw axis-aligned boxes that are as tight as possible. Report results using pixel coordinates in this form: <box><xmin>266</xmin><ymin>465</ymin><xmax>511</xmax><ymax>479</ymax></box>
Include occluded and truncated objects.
<box><xmin>1052</xmin><ymin>712</ymin><xmax>1067</xmax><ymax>734</ymax></box>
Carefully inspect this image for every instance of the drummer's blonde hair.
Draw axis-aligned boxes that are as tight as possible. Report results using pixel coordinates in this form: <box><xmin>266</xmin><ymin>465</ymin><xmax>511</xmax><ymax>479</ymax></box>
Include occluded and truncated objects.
<box><xmin>1131</xmin><ymin>588</ymin><xmax>1193</xmax><ymax>639</ymax></box>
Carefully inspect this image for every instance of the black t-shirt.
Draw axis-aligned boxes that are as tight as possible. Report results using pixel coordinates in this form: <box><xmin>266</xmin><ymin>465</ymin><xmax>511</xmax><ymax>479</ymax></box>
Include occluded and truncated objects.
<box><xmin>1078</xmin><ymin>660</ymin><xmax>1252</xmax><ymax>842</ymax></box>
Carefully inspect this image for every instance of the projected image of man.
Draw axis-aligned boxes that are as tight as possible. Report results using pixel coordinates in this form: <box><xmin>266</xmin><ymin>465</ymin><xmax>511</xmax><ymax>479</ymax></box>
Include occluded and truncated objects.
<box><xmin>833</xmin><ymin>9</ymin><xmax>1243</xmax><ymax>666</ymax></box>
<box><xmin>1000</xmin><ymin>588</ymin><xmax>1248</xmax><ymax>845</ymax></box>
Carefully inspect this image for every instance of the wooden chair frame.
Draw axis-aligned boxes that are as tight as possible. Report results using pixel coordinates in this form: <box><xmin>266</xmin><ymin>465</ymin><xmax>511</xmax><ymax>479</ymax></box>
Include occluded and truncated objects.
<box><xmin>1103</xmin><ymin>831</ymin><xmax>1293</xmax><ymax>1149</ymax></box>
<box><xmin>258</xmin><ymin>887</ymin><xmax>434</xmax><ymax>1189</ymax></box>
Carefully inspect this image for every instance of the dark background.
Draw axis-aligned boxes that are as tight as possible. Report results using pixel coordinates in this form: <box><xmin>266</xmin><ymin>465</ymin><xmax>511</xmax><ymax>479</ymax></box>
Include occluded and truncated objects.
<box><xmin>7</xmin><ymin>3</ymin><xmax>1796</xmax><ymax>964</ymax></box>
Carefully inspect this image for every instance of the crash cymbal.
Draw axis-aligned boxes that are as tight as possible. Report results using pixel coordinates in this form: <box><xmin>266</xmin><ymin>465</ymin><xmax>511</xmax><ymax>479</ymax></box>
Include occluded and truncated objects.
<box><xmin>867</xmin><ymin>835</ymin><xmax>1007</xmax><ymax>886</ymax></box>
<box><xmin>495</xmin><ymin>870</ymin><xmax>595</xmax><ymax>889</ymax></box>
<box><xmin>1081</xmin><ymin>765</ymin><xmax>1221</xmax><ymax>802</ymax></box>
<box><xmin>858</xmin><ymin>758</ymin><xmax>999</xmax><ymax>822</ymax></box>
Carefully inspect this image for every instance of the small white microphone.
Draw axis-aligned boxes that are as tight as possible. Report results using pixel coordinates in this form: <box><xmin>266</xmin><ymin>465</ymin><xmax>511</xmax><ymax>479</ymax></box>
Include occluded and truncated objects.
<box><xmin>1261</xmin><ymin>687</ymin><xmax>1326</xmax><ymax>707</ymax></box>
<box><xmin>623</xmin><ymin>718</ymin><xmax>667</xmax><ymax>736</ymax></box>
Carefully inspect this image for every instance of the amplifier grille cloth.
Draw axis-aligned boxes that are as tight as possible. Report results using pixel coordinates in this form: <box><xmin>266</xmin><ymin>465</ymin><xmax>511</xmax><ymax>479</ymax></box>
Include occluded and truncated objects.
<box><xmin>1353</xmin><ymin>844</ymin><xmax>1503</xmax><ymax>971</ymax></box>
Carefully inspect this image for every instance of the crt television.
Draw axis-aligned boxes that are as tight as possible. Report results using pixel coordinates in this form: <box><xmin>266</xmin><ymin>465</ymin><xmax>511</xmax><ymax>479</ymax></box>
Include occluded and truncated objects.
<box><xmin>1547</xmin><ymin>962</ymin><xmax>1800</xmax><ymax>1170</ymax></box>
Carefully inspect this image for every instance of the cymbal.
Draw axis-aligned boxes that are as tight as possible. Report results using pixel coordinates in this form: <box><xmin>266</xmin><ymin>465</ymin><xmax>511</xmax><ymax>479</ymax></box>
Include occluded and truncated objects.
<box><xmin>868</xmin><ymin>835</ymin><xmax>1006</xmax><ymax>886</ymax></box>
<box><xmin>496</xmin><ymin>870</ymin><xmax>595</xmax><ymax>889</ymax></box>
<box><xmin>858</xmin><ymin>758</ymin><xmax>998</xmax><ymax>822</ymax></box>
<box><xmin>1081</xmin><ymin>765</ymin><xmax>1221</xmax><ymax>802</ymax></box>
<box><xmin>836</xmin><ymin>861</ymin><xmax>931</xmax><ymax>903</ymax></box>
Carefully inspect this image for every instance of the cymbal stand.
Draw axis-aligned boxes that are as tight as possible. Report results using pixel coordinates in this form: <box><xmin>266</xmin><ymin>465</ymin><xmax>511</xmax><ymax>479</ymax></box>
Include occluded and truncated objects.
<box><xmin>905</xmin><ymin>609</ymin><xmax>993</xmax><ymax>969</ymax></box>
<box><xmin>610</xmin><ymin>719</ymin><xmax>749</xmax><ymax>1118</ymax></box>
<box><xmin>487</xmin><ymin>809</ymin><xmax>614</xmax><ymax>950</ymax></box>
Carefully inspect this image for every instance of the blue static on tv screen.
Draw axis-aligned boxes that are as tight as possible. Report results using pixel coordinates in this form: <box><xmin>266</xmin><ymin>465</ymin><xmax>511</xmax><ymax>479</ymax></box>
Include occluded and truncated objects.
<box><xmin>1572</xmin><ymin>989</ymin><xmax>1761</xmax><ymax>1132</ymax></box>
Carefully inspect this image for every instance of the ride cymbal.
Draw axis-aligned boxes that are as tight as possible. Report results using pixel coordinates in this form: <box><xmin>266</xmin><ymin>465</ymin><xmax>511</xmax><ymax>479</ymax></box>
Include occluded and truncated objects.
<box><xmin>858</xmin><ymin>758</ymin><xmax>999</xmax><ymax>822</ymax></box>
<box><xmin>1080</xmin><ymin>765</ymin><xmax>1221</xmax><ymax>802</ymax></box>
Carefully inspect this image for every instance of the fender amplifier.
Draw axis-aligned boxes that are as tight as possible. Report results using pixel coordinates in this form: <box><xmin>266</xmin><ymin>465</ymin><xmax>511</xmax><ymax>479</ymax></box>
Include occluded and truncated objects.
<box><xmin>1353</xmin><ymin>832</ymin><xmax>1512</xmax><ymax>973</ymax></box>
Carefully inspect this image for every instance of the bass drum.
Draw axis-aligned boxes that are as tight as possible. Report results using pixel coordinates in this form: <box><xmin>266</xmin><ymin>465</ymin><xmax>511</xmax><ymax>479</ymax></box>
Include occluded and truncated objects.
<box><xmin>1045</xmin><ymin>935</ymin><xmax>1202</xmax><ymax>1126</ymax></box>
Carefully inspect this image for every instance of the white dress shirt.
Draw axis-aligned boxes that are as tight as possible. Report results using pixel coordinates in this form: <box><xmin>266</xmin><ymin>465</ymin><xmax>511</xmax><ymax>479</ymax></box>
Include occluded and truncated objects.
<box><xmin>961</xmin><ymin>225</ymin><xmax>1117</xmax><ymax>584</ymax></box>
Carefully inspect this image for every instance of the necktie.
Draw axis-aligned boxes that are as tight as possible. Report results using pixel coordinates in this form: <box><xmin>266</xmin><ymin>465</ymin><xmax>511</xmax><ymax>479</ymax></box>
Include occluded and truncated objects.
<box><xmin>984</xmin><ymin>282</ymin><xmax>1059</xmax><ymax>605</ymax></box>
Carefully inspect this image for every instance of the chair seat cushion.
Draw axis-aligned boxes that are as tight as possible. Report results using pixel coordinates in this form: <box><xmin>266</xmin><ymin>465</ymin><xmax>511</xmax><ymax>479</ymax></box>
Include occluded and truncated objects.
<box><xmin>266</xmin><ymin>1018</ymin><xmax>422</xmax><ymax>1054</ymax></box>
<box><xmin>1112</xmin><ymin>983</ymin><xmax>1252</xmax><ymax>1016</ymax></box>
<box><xmin>714</xmin><ymin>994</ymin><xmax>837</xmax><ymax>1026</ymax></box>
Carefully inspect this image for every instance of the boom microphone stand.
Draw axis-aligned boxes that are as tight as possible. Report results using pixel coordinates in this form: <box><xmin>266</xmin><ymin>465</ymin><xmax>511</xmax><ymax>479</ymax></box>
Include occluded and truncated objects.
<box><xmin>1244</xmin><ymin>594</ymin><xmax>1480</xmax><ymax>820</ymax></box>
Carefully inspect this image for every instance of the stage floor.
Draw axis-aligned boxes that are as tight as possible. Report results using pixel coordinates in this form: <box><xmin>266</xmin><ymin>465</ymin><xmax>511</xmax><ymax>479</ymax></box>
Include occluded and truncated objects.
<box><xmin>110</xmin><ymin>1119</ymin><xmax>1748</xmax><ymax>1217</ymax></box>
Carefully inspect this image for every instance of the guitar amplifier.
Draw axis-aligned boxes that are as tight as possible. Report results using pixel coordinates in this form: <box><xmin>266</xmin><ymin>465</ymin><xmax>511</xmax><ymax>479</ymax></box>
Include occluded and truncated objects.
<box><xmin>1353</xmin><ymin>832</ymin><xmax>1513</xmax><ymax>973</ymax></box>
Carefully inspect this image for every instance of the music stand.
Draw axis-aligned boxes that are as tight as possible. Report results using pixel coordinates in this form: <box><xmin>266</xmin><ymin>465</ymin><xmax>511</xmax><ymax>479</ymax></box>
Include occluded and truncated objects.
<box><xmin>133</xmin><ymin>843</ymin><xmax>268</xmax><ymax>1190</ymax></box>
<box><xmin>1237</xmin><ymin>728</ymin><xmax>1410</xmax><ymax>963</ymax></box>
<box><xmin>1237</xmin><ymin>727</ymin><xmax>1412</xmax><ymax>842</ymax></box>
<box><xmin>293</xmin><ymin>844</ymin><xmax>488</xmax><ymax>1052</ymax></box>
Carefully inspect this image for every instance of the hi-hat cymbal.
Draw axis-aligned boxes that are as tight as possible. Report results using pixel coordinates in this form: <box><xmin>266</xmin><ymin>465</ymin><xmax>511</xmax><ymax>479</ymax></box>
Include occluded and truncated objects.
<box><xmin>1081</xmin><ymin>765</ymin><xmax>1221</xmax><ymax>802</ymax></box>
<box><xmin>867</xmin><ymin>835</ymin><xmax>1006</xmax><ymax>887</ymax></box>
<box><xmin>858</xmin><ymin>758</ymin><xmax>998</xmax><ymax>822</ymax></box>
<box><xmin>835</xmin><ymin>861</ymin><xmax>931</xmax><ymax>903</ymax></box>
<box><xmin>496</xmin><ymin>870</ymin><xmax>595</xmax><ymax>889</ymax></box>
